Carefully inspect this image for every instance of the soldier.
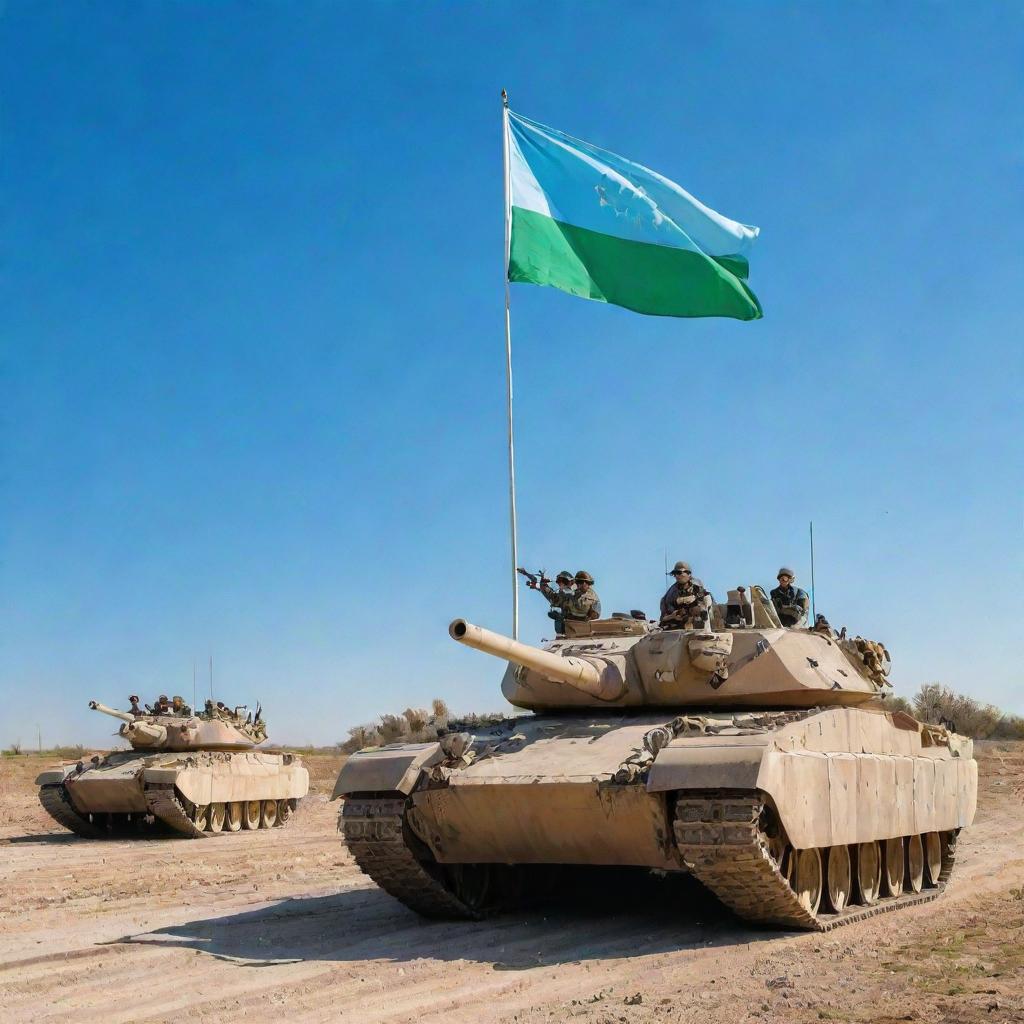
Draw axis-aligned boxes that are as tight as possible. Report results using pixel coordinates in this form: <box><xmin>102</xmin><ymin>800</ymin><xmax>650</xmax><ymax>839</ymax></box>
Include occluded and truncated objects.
<box><xmin>659</xmin><ymin>561</ymin><xmax>712</xmax><ymax>630</ymax></box>
<box><xmin>171</xmin><ymin>695</ymin><xmax>192</xmax><ymax>717</ymax></box>
<box><xmin>214</xmin><ymin>701</ymin><xmax>236</xmax><ymax>723</ymax></box>
<box><xmin>153</xmin><ymin>694</ymin><xmax>171</xmax><ymax>715</ymax></box>
<box><xmin>537</xmin><ymin>570</ymin><xmax>575</xmax><ymax>634</ymax></box>
<box><xmin>550</xmin><ymin>570</ymin><xmax>601</xmax><ymax>626</ymax></box>
<box><xmin>128</xmin><ymin>695</ymin><xmax>143</xmax><ymax>717</ymax></box>
<box><xmin>770</xmin><ymin>567</ymin><xmax>810</xmax><ymax>627</ymax></box>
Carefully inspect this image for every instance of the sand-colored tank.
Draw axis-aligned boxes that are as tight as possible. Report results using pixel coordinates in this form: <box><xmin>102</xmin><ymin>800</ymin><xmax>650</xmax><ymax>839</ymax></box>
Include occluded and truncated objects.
<box><xmin>37</xmin><ymin>698</ymin><xmax>309</xmax><ymax>838</ymax></box>
<box><xmin>334</xmin><ymin>586</ymin><xmax>977</xmax><ymax>930</ymax></box>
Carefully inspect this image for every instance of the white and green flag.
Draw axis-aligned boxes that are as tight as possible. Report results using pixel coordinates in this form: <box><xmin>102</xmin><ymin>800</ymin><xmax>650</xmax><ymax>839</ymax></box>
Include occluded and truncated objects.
<box><xmin>506</xmin><ymin>111</ymin><xmax>762</xmax><ymax>320</ymax></box>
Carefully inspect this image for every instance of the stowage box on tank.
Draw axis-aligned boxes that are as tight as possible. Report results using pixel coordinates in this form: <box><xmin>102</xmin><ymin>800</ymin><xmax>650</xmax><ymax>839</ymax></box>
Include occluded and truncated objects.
<box><xmin>37</xmin><ymin>699</ymin><xmax>309</xmax><ymax>838</ymax></box>
<box><xmin>333</xmin><ymin>585</ymin><xmax>976</xmax><ymax>930</ymax></box>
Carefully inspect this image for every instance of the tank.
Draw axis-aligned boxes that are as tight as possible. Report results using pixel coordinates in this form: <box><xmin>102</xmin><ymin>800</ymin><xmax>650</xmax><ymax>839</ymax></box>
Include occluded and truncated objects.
<box><xmin>36</xmin><ymin>697</ymin><xmax>309</xmax><ymax>838</ymax></box>
<box><xmin>333</xmin><ymin>585</ymin><xmax>977</xmax><ymax>930</ymax></box>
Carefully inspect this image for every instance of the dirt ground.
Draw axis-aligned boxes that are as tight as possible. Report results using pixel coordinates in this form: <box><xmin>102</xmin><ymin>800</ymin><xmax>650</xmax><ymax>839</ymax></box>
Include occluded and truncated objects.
<box><xmin>1</xmin><ymin>744</ymin><xmax>1021</xmax><ymax>1024</ymax></box>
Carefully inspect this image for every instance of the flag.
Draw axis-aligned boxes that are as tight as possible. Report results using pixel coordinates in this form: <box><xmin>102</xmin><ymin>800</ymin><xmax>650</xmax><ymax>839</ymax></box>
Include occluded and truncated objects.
<box><xmin>506</xmin><ymin>111</ymin><xmax>762</xmax><ymax>320</ymax></box>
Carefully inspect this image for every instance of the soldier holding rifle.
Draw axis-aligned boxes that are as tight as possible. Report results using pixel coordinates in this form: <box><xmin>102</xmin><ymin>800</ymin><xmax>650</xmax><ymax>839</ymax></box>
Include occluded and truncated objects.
<box><xmin>770</xmin><ymin>567</ymin><xmax>810</xmax><ymax>627</ymax></box>
<box><xmin>519</xmin><ymin>567</ymin><xmax>601</xmax><ymax>633</ymax></box>
<box><xmin>659</xmin><ymin>561</ymin><xmax>712</xmax><ymax>630</ymax></box>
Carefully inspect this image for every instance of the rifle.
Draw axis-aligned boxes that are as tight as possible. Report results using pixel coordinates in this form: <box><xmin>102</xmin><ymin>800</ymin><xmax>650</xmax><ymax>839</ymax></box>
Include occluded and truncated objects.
<box><xmin>516</xmin><ymin>567</ymin><xmax>550</xmax><ymax>590</ymax></box>
<box><xmin>659</xmin><ymin>589</ymin><xmax>709</xmax><ymax>629</ymax></box>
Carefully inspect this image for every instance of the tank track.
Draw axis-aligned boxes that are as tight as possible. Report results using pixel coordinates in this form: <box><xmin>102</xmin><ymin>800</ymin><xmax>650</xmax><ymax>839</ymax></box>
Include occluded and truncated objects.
<box><xmin>673</xmin><ymin>791</ymin><xmax>957</xmax><ymax>931</ymax></box>
<box><xmin>143</xmin><ymin>784</ymin><xmax>207</xmax><ymax>839</ymax></box>
<box><xmin>340</xmin><ymin>797</ymin><xmax>482</xmax><ymax>920</ymax></box>
<box><xmin>38</xmin><ymin>784</ymin><xmax>106</xmax><ymax>839</ymax></box>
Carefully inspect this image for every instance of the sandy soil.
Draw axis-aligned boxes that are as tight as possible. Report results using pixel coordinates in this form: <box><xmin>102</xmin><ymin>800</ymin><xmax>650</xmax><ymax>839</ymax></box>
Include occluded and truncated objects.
<box><xmin>1</xmin><ymin>745</ymin><xmax>1021</xmax><ymax>1024</ymax></box>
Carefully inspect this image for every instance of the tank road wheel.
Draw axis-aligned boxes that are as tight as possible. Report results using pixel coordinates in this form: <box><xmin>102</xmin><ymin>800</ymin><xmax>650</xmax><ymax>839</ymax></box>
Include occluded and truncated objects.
<box><xmin>192</xmin><ymin>804</ymin><xmax>209</xmax><ymax>831</ymax></box>
<box><xmin>790</xmin><ymin>848</ymin><xmax>823</xmax><ymax>915</ymax></box>
<box><xmin>225</xmin><ymin>802</ymin><xmax>243</xmax><ymax>832</ymax></box>
<box><xmin>924</xmin><ymin>832</ymin><xmax>943</xmax><ymax>887</ymax></box>
<box><xmin>855</xmin><ymin>841</ymin><xmax>881</xmax><ymax>905</ymax></box>
<box><xmin>442</xmin><ymin>864</ymin><xmax>509</xmax><ymax>913</ymax></box>
<box><xmin>243</xmin><ymin>800</ymin><xmax>262</xmax><ymax>830</ymax></box>
<box><xmin>757</xmin><ymin>804</ymin><xmax>792</xmax><ymax>877</ymax></box>
<box><xmin>905</xmin><ymin>834</ymin><xmax>925</xmax><ymax>893</ymax></box>
<box><xmin>823</xmin><ymin>845</ymin><xmax>852</xmax><ymax>913</ymax></box>
<box><xmin>275</xmin><ymin>799</ymin><xmax>292</xmax><ymax>826</ymax></box>
<box><xmin>207</xmin><ymin>803</ymin><xmax>226</xmax><ymax>834</ymax></box>
<box><xmin>882</xmin><ymin>837</ymin><xmax>905</xmax><ymax>896</ymax></box>
<box><xmin>260</xmin><ymin>799</ymin><xmax>278</xmax><ymax>829</ymax></box>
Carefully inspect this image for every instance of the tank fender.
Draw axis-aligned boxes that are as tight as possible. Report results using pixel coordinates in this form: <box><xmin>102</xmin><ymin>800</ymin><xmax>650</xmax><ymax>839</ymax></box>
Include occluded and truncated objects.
<box><xmin>171</xmin><ymin>763</ymin><xmax>310</xmax><ymax>806</ymax></box>
<box><xmin>332</xmin><ymin>742</ymin><xmax>443</xmax><ymax>799</ymax></box>
<box><xmin>646</xmin><ymin>735</ymin><xmax>771</xmax><ymax>792</ymax></box>
<box><xmin>754</xmin><ymin>748</ymin><xmax>978</xmax><ymax>850</ymax></box>
<box><xmin>35</xmin><ymin>765</ymin><xmax>76</xmax><ymax>786</ymax></box>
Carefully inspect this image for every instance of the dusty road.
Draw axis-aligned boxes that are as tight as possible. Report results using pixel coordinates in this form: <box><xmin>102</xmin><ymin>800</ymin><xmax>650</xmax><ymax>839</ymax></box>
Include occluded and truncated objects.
<box><xmin>1</xmin><ymin>746</ymin><xmax>1022</xmax><ymax>1024</ymax></box>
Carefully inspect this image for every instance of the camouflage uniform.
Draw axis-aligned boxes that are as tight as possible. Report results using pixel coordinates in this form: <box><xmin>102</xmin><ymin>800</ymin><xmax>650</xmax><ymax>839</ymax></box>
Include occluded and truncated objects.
<box><xmin>770</xmin><ymin>583</ymin><xmax>809</xmax><ymax>627</ymax></box>
<box><xmin>539</xmin><ymin>573</ymin><xmax>575</xmax><ymax>634</ymax></box>
<box><xmin>552</xmin><ymin>587</ymin><xmax>601</xmax><ymax>622</ymax></box>
<box><xmin>214</xmin><ymin>702</ymin><xmax>235</xmax><ymax>722</ymax></box>
<box><xmin>659</xmin><ymin>580</ymin><xmax>710</xmax><ymax>629</ymax></box>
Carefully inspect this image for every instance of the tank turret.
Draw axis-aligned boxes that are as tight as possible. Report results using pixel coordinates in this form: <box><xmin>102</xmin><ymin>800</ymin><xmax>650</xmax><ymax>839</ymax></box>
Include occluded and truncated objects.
<box><xmin>449</xmin><ymin>602</ymin><xmax>889</xmax><ymax>710</ymax></box>
<box><xmin>89</xmin><ymin>701</ymin><xmax>169</xmax><ymax>746</ymax></box>
<box><xmin>87</xmin><ymin>699</ymin><xmax>262</xmax><ymax>752</ymax></box>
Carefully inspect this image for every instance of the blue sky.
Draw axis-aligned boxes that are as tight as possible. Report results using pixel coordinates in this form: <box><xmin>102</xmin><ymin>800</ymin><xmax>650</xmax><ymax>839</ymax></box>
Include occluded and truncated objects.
<box><xmin>2</xmin><ymin>3</ymin><xmax>1021</xmax><ymax>748</ymax></box>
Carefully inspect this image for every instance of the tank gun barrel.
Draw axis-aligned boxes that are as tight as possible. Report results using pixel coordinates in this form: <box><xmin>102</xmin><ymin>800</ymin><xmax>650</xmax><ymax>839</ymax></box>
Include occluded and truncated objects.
<box><xmin>448</xmin><ymin>619</ymin><xmax>624</xmax><ymax>700</ymax></box>
<box><xmin>88</xmin><ymin>701</ymin><xmax>135</xmax><ymax>723</ymax></box>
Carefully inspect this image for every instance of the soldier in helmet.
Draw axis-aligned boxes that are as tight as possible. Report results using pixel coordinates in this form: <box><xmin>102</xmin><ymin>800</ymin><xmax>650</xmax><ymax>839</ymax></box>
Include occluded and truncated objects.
<box><xmin>152</xmin><ymin>694</ymin><xmax>171</xmax><ymax>715</ymax></box>
<box><xmin>128</xmin><ymin>695</ymin><xmax>143</xmax><ymax>717</ymax></box>
<box><xmin>770</xmin><ymin>567</ymin><xmax>810</xmax><ymax>627</ymax></box>
<box><xmin>171</xmin><ymin>695</ymin><xmax>192</xmax><ymax>717</ymax></box>
<box><xmin>535</xmin><ymin>570</ymin><xmax>576</xmax><ymax>635</ymax></box>
<box><xmin>659</xmin><ymin>561</ymin><xmax>712</xmax><ymax>630</ymax></box>
<box><xmin>550</xmin><ymin>570</ymin><xmax>601</xmax><ymax>627</ymax></box>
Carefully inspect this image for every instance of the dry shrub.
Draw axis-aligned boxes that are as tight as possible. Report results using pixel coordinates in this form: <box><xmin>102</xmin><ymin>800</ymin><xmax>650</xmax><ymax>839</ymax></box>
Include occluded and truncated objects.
<box><xmin>452</xmin><ymin>712</ymin><xmax>507</xmax><ymax>729</ymax></box>
<box><xmin>402</xmin><ymin>707</ymin><xmax>429</xmax><ymax>734</ymax></box>
<box><xmin>341</xmin><ymin>724</ymin><xmax>380</xmax><ymax>753</ymax></box>
<box><xmin>377</xmin><ymin>714</ymin><xmax>409</xmax><ymax>744</ymax></box>
<box><xmin>912</xmin><ymin>683</ymin><xmax>1002</xmax><ymax>739</ymax></box>
<box><xmin>881</xmin><ymin>694</ymin><xmax>913</xmax><ymax>716</ymax></box>
<box><xmin>992</xmin><ymin>714</ymin><xmax>1024</xmax><ymax>740</ymax></box>
<box><xmin>339</xmin><ymin>699</ymin><xmax>505</xmax><ymax>754</ymax></box>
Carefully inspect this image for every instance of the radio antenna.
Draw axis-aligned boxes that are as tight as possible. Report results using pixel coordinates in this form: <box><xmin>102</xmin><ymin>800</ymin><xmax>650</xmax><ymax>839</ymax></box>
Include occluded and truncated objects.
<box><xmin>209</xmin><ymin>654</ymin><xmax>214</xmax><ymax>701</ymax></box>
<box><xmin>809</xmin><ymin>521</ymin><xmax>817</xmax><ymax>622</ymax></box>
<box><xmin>192</xmin><ymin>661</ymin><xmax>197</xmax><ymax>713</ymax></box>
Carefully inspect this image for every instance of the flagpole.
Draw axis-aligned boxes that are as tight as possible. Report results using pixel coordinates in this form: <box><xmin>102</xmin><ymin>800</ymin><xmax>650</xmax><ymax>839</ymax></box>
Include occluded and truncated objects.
<box><xmin>501</xmin><ymin>88</ymin><xmax>519</xmax><ymax>639</ymax></box>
